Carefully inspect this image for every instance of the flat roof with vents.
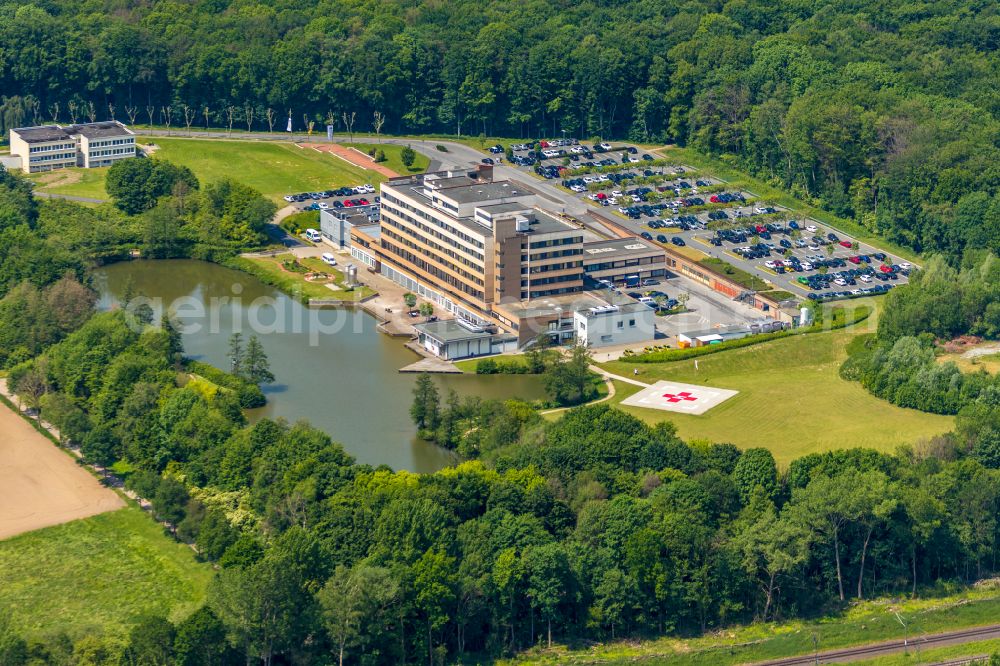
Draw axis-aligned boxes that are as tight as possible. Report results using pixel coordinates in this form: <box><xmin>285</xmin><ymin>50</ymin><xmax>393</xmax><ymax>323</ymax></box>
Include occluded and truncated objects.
<box><xmin>439</xmin><ymin>181</ymin><xmax>531</xmax><ymax>204</ymax></box>
<box><xmin>12</xmin><ymin>126</ymin><xmax>72</xmax><ymax>143</ymax></box>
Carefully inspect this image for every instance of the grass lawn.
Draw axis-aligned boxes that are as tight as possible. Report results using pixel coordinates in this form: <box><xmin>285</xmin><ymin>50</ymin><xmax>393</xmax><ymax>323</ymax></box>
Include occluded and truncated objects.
<box><xmin>228</xmin><ymin>253</ymin><xmax>374</xmax><ymax>302</ymax></box>
<box><xmin>137</xmin><ymin>136</ymin><xmax>384</xmax><ymax>202</ymax></box>
<box><xmin>453</xmin><ymin>354</ymin><xmax>530</xmax><ymax>373</ymax></box>
<box><xmin>345</xmin><ymin>142</ymin><xmax>430</xmax><ymax>174</ymax></box>
<box><xmin>669</xmin><ymin>243</ymin><xmax>709</xmax><ymax>261</ymax></box>
<box><xmin>0</xmin><ymin>507</ymin><xmax>213</xmax><ymax>640</ymax></box>
<box><xmin>28</xmin><ymin>167</ymin><xmax>109</xmax><ymax>200</ymax></box>
<box><xmin>699</xmin><ymin>256</ymin><xmax>771</xmax><ymax>291</ymax></box>
<box><xmin>849</xmin><ymin>638</ymin><xmax>1000</xmax><ymax>665</ymax></box>
<box><xmin>506</xmin><ymin>588</ymin><xmax>1000</xmax><ymax>665</ymax></box>
<box><xmin>600</xmin><ymin>315</ymin><xmax>953</xmax><ymax>465</ymax></box>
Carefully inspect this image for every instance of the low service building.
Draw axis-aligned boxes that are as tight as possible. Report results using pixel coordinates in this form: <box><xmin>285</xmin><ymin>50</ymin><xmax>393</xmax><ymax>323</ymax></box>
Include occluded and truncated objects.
<box><xmin>574</xmin><ymin>302</ymin><xmax>657</xmax><ymax>347</ymax></box>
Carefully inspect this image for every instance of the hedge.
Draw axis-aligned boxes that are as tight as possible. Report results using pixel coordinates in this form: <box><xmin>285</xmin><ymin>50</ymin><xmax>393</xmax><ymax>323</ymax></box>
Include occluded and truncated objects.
<box><xmin>625</xmin><ymin>305</ymin><xmax>871</xmax><ymax>363</ymax></box>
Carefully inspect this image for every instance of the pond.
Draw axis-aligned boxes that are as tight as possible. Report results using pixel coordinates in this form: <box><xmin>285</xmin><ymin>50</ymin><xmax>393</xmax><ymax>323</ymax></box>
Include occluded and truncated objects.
<box><xmin>94</xmin><ymin>259</ymin><xmax>546</xmax><ymax>473</ymax></box>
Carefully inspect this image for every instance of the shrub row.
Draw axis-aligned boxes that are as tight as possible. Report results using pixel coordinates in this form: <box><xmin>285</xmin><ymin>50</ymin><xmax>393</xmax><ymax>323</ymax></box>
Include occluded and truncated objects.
<box><xmin>626</xmin><ymin>306</ymin><xmax>871</xmax><ymax>363</ymax></box>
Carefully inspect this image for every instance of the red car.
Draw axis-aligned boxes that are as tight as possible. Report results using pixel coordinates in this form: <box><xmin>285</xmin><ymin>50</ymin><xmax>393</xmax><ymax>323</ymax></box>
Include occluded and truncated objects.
<box><xmin>879</xmin><ymin>264</ymin><xmax>893</xmax><ymax>273</ymax></box>
<box><xmin>847</xmin><ymin>256</ymin><xmax>861</xmax><ymax>264</ymax></box>
<box><xmin>709</xmin><ymin>195</ymin><xmax>720</xmax><ymax>203</ymax></box>
<box><xmin>596</xmin><ymin>192</ymin><xmax>607</xmax><ymax>200</ymax></box>
<box><xmin>359</xmin><ymin>198</ymin><xmax>370</xmax><ymax>205</ymax></box>
<box><xmin>755</xmin><ymin>225</ymin><xmax>766</xmax><ymax>233</ymax></box>
<box><xmin>839</xmin><ymin>240</ymin><xmax>852</xmax><ymax>248</ymax></box>
<box><xmin>343</xmin><ymin>200</ymin><xmax>354</xmax><ymax>207</ymax></box>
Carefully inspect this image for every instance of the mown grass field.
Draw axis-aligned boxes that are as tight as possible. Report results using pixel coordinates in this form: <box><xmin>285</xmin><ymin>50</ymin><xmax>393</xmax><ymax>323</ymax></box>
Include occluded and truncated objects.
<box><xmin>600</xmin><ymin>306</ymin><xmax>953</xmax><ymax>464</ymax></box>
<box><xmin>137</xmin><ymin>136</ymin><xmax>384</xmax><ymax>202</ymax></box>
<box><xmin>345</xmin><ymin>142</ymin><xmax>430</xmax><ymax>174</ymax></box>
<box><xmin>506</xmin><ymin>587</ymin><xmax>1000</xmax><ymax>665</ymax></box>
<box><xmin>0</xmin><ymin>507</ymin><xmax>213</xmax><ymax>639</ymax></box>
<box><xmin>28</xmin><ymin>167</ymin><xmax>109</xmax><ymax>200</ymax></box>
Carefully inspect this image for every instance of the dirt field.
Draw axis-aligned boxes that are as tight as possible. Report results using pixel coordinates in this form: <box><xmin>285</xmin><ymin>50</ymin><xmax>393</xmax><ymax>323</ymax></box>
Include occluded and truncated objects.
<box><xmin>0</xmin><ymin>402</ymin><xmax>123</xmax><ymax>540</ymax></box>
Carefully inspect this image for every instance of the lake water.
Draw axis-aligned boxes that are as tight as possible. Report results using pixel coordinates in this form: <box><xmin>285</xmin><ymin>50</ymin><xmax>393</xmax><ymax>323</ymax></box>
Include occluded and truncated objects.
<box><xmin>93</xmin><ymin>259</ymin><xmax>545</xmax><ymax>472</ymax></box>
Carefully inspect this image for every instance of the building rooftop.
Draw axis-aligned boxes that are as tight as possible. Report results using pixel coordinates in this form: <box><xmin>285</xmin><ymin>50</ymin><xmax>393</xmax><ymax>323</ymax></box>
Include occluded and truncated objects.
<box><xmin>438</xmin><ymin>181</ymin><xmax>531</xmax><ymax>205</ymax></box>
<box><xmin>496</xmin><ymin>291</ymin><xmax>608</xmax><ymax>320</ymax></box>
<box><xmin>415</xmin><ymin>319</ymin><xmax>515</xmax><ymax>344</ymax></box>
<box><xmin>12</xmin><ymin>121</ymin><xmax>133</xmax><ymax>143</ymax></box>
<box><xmin>351</xmin><ymin>223</ymin><xmax>381</xmax><ymax>240</ymax></box>
<box><xmin>581</xmin><ymin>237</ymin><xmax>664</xmax><ymax>261</ymax></box>
<box><xmin>12</xmin><ymin>125</ymin><xmax>71</xmax><ymax>143</ymax></box>
<box><xmin>517</xmin><ymin>209</ymin><xmax>583</xmax><ymax>236</ymax></box>
<box><xmin>576</xmin><ymin>301</ymin><xmax>652</xmax><ymax>318</ymax></box>
<box><xmin>476</xmin><ymin>202</ymin><xmax>532</xmax><ymax>216</ymax></box>
<box><xmin>66</xmin><ymin>121</ymin><xmax>133</xmax><ymax>139</ymax></box>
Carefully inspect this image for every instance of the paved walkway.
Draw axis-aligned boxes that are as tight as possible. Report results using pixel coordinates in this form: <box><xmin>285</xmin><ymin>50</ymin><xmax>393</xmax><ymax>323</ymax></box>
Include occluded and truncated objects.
<box><xmin>298</xmin><ymin>143</ymin><xmax>401</xmax><ymax>178</ymax></box>
<box><xmin>400</xmin><ymin>356</ymin><xmax>462</xmax><ymax>374</ymax></box>
<box><xmin>540</xmin><ymin>375</ymin><xmax>617</xmax><ymax>415</ymax></box>
<box><xmin>590</xmin><ymin>365</ymin><xmax>651</xmax><ymax>388</ymax></box>
<box><xmin>33</xmin><ymin>192</ymin><xmax>107</xmax><ymax>204</ymax></box>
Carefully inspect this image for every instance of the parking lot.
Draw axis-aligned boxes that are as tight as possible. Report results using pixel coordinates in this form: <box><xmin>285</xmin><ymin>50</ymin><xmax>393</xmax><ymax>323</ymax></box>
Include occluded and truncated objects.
<box><xmin>285</xmin><ymin>184</ymin><xmax>380</xmax><ymax>222</ymax></box>
<box><xmin>501</xmin><ymin>140</ymin><xmax>914</xmax><ymax>303</ymax></box>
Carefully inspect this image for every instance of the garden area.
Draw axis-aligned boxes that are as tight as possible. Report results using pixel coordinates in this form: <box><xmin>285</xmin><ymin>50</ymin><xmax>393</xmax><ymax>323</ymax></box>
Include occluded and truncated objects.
<box><xmin>226</xmin><ymin>253</ymin><xmax>374</xmax><ymax>303</ymax></box>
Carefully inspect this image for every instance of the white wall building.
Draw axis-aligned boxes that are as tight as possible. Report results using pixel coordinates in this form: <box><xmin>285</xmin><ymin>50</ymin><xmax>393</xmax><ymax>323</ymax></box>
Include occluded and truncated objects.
<box><xmin>573</xmin><ymin>302</ymin><xmax>657</xmax><ymax>347</ymax></box>
<box><xmin>8</xmin><ymin>121</ymin><xmax>135</xmax><ymax>173</ymax></box>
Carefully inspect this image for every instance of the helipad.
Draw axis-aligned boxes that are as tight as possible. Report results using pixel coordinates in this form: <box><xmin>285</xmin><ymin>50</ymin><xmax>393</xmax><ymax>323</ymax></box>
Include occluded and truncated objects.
<box><xmin>620</xmin><ymin>380</ymin><xmax>738</xmax><ymax>415</ymax></box>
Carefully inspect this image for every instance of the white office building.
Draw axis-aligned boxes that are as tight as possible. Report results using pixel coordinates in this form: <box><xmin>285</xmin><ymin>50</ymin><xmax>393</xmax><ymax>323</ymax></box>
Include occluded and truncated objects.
<box><xmin>8</xmin><ymin>121</ymin><xmax>135</xmax><ymax>173</ymax></box>
<box><xmin>573</xmin><ymin>302</ymin><xmax>657</xmax><ymax>347</ymax></box>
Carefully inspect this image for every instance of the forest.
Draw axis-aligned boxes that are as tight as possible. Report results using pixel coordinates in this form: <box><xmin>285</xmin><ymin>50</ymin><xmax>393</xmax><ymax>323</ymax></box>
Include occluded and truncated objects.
<box><xmin>2</xmin><ymin>162</ymin><xmax>1000</xmax><ymax>664</ymax></box>
<box><xmin>841</xmin><ymin>250</ymin><xmax>999</xmax><ymax>464</ymax></box>
<box><xmin>1</xmin><ymin>0</ymin><xmax>998</xmax><ymax>259</ymax></box>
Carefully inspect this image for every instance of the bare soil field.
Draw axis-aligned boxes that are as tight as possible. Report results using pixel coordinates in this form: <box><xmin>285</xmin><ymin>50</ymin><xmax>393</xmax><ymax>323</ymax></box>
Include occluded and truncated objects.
<box><xmin>0</xmin><ymin>402</ymin><xmax>123</xmax><ymax>540</ymax></box>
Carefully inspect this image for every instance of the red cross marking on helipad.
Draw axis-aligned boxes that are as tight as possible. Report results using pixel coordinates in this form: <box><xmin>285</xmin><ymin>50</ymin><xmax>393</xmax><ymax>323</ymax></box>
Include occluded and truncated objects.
<box><xmin>662</xmin><ymin>391</ymin><xmax>698</xmax><ymax>403</ymax></box>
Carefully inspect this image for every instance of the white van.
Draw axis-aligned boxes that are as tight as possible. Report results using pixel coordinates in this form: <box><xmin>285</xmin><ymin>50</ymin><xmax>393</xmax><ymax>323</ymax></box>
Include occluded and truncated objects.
<box><xmin>321</xmin><ymin>253</ymin><xmax>338</xmax><ymax>267</ymax></box>
<box><xmin>303</xmin><ymin>229</ymin><xmax>322</xmax><ymax>243</ymax></box>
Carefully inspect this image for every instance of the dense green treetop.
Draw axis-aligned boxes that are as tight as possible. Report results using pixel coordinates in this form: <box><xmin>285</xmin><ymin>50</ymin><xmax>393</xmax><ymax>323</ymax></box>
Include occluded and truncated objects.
<box><xmin>1</xmin><ymin>0</ymin><xmax>998</xmax><ymax>256</ymax></box>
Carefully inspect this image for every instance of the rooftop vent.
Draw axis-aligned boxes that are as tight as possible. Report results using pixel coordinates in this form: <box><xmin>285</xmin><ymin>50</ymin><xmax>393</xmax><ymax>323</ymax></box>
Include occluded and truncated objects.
<box><xmin>456</xmin><ymin>318</ymin><xmax>485</xmax><ymax>333</ymax></box>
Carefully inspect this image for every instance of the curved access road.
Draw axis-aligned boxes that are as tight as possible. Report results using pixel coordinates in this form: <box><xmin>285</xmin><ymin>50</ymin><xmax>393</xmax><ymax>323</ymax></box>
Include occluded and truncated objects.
<box><xmin>752</xmin><ymin>623</ymin><xmax>1000</xmax><ymax>665</ymax></box>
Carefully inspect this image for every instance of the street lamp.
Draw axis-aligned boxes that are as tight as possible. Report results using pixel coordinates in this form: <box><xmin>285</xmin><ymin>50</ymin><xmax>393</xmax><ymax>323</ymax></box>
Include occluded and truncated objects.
<box><xmin>895</xmin><ymin>612</ymin><xmax>908</xmax><ymax>656</ymax></box>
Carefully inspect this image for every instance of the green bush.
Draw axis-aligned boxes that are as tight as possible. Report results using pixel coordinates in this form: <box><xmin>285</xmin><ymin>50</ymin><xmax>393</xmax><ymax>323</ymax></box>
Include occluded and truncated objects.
<box><xmin>475</xmin><ymin>358</ymin><xmax>529</xmax><ymax>374</ymax></box>
<box><xmin>186</xmin><ymin>360</ymin><xmax>266</xmax><ymax>407</ymax></box>
<box><xmin>627</xmin><ymin>306</ymin><xmax>871</xmax><ymax>363</ymax></box>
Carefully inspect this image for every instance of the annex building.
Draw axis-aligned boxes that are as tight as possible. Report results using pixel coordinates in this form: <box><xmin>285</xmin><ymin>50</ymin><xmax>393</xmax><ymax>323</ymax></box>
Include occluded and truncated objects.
<box><xmin>8</xmin><ymin>121</ymin><xmax>136</xmax><ymax>173</ymax></box>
